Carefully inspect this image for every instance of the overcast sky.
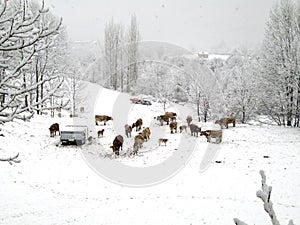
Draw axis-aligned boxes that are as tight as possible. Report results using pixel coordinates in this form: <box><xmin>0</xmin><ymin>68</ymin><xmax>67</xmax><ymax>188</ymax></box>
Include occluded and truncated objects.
<box><xmin>45</xmin><ymin>0</ymin><xmax>278</xmax><ymax>52</ymax></box>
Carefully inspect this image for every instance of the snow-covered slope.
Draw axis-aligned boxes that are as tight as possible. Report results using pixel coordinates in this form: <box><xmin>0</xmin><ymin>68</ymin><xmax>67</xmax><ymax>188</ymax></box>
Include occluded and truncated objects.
<box><xmin>0</xmin><ymin>82</ymin><xmax>299</xmax><ymax>225</ymax></box>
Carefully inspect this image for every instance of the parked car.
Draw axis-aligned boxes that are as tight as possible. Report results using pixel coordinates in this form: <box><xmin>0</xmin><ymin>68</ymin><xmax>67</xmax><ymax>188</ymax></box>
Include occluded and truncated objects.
<box><xmin>140</xmin><ymin>99</ymin><xmax>152</xmax><ymax>105</ymax></box>
<box><xmin>60</xmin><ymin>125</ymin><xmax>88</xmax><ymax>145</ymax></box>
<box><xmin>130</xmin><ymin>98</ymin><xmax>152</xmax><ymax>105</ymax></box>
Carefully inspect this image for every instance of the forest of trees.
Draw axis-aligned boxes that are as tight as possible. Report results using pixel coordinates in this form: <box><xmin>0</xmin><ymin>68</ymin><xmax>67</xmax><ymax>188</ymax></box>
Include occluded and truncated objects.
<box><xmin>0</xmin><ymin>0</ymin><xmax>299</xmax><ymax>127</ymax></box>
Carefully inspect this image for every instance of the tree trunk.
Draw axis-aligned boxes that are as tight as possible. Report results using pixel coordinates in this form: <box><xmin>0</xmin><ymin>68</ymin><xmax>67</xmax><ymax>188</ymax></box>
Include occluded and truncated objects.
<box><xmin>295</xmin><ymin>75</ymin><xmax>300</xmax><ymax>127</ymax></box>
<box><xmin>40</xmin><ymin>68</ymin><xmax>44</xmax><ymax>115</ymax></box>
<box><xmin>72</xmin><ymin>77</ymin><xmax>76</xmax><ymax>116</ymax></box>
<box><xmin>287</xmin><ymin>83</ymin><xmax>293</xmax><ymax>126</ymax></box>
<box><xmin>35</xmin><ymin>58</ymin><xmax>40</xmax><ymax>115</ymax></box>
<box><xmin>127</xmin><ymin>66</ymin><xmax>131</xmax><ymax>93</ymax></box>
<box><xmin>196</xmin><ymin>92</ymin><xmax>201</xmax><ymax>122</ymax></box>
<box><xmin>23</xmin><ymin>72</ymin><xmax>28</xmax><ymax>109</ymax></box>
<box><xmin>50</xmin><ymin>95</ymin><xmax>54</xmax><ymax>118</ymax></box>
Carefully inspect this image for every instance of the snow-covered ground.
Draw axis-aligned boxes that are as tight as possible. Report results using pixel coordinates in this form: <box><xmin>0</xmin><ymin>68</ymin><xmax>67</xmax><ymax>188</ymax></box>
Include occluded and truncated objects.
<box><xmin>0</xmin><ymin>83</ymin><xmax>299</xmax><ymax>225</ymax></box>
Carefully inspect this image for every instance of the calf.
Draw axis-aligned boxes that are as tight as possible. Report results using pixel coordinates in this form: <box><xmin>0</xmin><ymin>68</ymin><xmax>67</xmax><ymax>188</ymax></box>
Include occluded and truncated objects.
<box><xmin>189</xmin><ymin>124</ymin><xmax>201</xmax><ymax>137</ymax></box>
<box><xmin>215</xmin><ymin>117</ymin><xmax>236</xmax><ymax>129</ymax></box>
<box><xmin>49</xmin><ymin>123</ymin><xmax>60</xmax><ymax>137</ymax></box>
<box><xmin>132</xmin><ymin>118</ymin><xmax>143</xmax><ymax>131</ymax></box>
<box><xmin>169</xmin><ymin>121</ymin><xmax>178</xmax><ymax>134</ymax></box>
<box><xmin>179</xmin><ymin>125</ymin><xmax>187</xmax><ymax>133</ymax></box>
<box><xmin>124</xmin><ymin>124</ymin><xmax>132</xmax><ymax>138</ymax></box>
<box><xmin>110</xmin><ymin>135</ymin><xmax>124</xmax><ymax>156</ymax></box>
<box><xmin>200</xmin><ymin>130</ymin><xmax>222</xmax><ymax>144</ymax></box>
<box><xmin>98</xmin><ymin>129</ymin><xmax>104</xmax><ymax>138</ymax></box>
<box><xmin>95</xmin><ymin>115</ymin><xmax>113</xmax><ymax>126</ymax></box>
<box><xmin>158</xmin><ymin>138</ymin><xmax>168</xmax><ymax>146</ymax></box>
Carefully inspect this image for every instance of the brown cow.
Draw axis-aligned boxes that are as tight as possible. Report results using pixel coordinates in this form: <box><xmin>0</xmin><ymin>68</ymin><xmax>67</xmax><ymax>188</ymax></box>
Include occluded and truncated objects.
<box><xmin>215</xmin><ymin>117</ymin><xmax>236</xmax><ymax>129</ymax></box>
<box><xmin>95</xmin><ymin>115</ymin><xmax>113</xmax><ymax>126</ymax></box>
<box><xmin>165</xmin><ymin>112</ymin><xmax>177</xmax><ymax>124</ymax></box>
<box><xmin>110</xmin><ymin>135</ymin><xmax>124</xmax><ymax>156</ymax></box>
<box><xmin>132</xmin><ymin>118</ymin><xmax>143</xmax><ymax>131</ymax></box>
<box><xmin>124</xmin><ymin>124</ymin><xmax>132</xmax><ymax>138</ymax></box>
<box><xmin>165</xmin><ymin>112</ymin><xmax>177</xmax><ymax>118</ymax></box>
<box><xmin>133</xmin><ymin>134</ymin><xmax>145</xmax><ymax>155</ymax></box>
<box><xmin>49</xmin><ymin>123</ymin><xmax>60</xmax><ymax>137</ymax></box>
<box><xmin>141</xmin><ymin>127</ymin><xmax>151</xmax><ymax>141</ymax></box>
<box><xmin>169</xmin><ymin>121</ymin><xmax>178</xmax><ymax>134</ymax></box>
<box><xmin>189</xmin><ymin>124</ymin><xmax>201</xmax><ymax>137</ymax></box>
<box><xmin>154</xmin><ymin>115</ymin><xmax>169</xmax><ymax>125</ymax></box>
<box><xmin>200</xmin><ymin>130</ymin><xmax>222</xmax><ymax>143</ymax></box>
<box><xmin>154</xmin><ymin>112</ymin><xmax>177</xmax><ymax>125</ymax></box>
<box><xmin>98</xmin><ymin>129</ymin><xmax>104</xmax><ymax>138</ymax></box>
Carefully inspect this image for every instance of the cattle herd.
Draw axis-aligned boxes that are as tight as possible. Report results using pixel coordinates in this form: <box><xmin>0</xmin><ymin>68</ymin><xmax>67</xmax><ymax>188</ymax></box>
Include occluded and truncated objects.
<box><xmin>48</xmin><ymin>111</ymin><xmax>236</xmax><ymax>157</ymax></box>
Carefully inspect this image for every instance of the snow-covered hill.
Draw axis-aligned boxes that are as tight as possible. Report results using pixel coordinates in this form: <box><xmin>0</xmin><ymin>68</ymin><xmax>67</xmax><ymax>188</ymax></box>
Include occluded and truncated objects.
<box><xmin>0</xmin><ymin>82</ymin><xmax>299</xmax><ymax>225</ymax></box>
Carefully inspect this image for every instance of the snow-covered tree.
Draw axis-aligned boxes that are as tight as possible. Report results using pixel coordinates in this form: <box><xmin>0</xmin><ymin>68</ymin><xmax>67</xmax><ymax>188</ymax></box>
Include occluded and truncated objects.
<box><xmin>221</xmin><ymin>52</ymin><xmax>260</xmax><ymax>123</ymax></box>
<box><xmin>63</xmin><ymin>58</ymin><xmax>85</xmax><ymax>117</ymax></box>
<box><xmin>104</xmin><ymin>18</ymin><xmax>124</xmax><ymax>91</ymax></box>
<box><xmin>260</xmin><ymin>0</ymin><xmax>300</xmax><ymax>126</ymax></box>
<box><xmin>0</xmin><ymin>0</ymin><xmax>62</xmax><ymax>123</ymax></box>
<box><xmin>184</xmin><ymin>59</ymin><xmax>216</xmax><ymax>122</ymax></box>
<box><xmin>125</xmin><ymin>14</ymin><xmax>140</xmax><ymax>92</ymax></box>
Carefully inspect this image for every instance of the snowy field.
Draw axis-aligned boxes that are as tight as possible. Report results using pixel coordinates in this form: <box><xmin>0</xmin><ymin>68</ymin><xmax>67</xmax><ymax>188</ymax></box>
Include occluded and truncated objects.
<box><xmin>0</xmin><ymin>84</ymin><xmax>300</xmax><ymax>225</ymax></box>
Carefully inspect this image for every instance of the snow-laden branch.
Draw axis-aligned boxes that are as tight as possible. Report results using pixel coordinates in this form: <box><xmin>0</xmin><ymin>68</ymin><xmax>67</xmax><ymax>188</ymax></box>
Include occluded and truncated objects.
<box><xmin>0</xmin><ymin>1</ymin><xmax>62</xmax><ymax>52</ymax></box>
<box><xmin>234</xmin><ymin>170</ymin><xmax>295</xmax><ymax>225</ymax></box>
<box><xmin>0</xmin><ymin>0</ymin><xmax>7</xmax><ymax>18</ymax></box>
<box><xmin>256</xmin><ymin>170</ymin><xmax>280</xmax><ymax>225</ymax></box>
<box><xmin>0</xmin><ymin>153</ymin><xmax>21</xmax><ymax>165</ymax></box>
<box><xmin>0</xmin><ymin>47</ymin><xmax>36</xmax><ymax>85</ymax></box>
